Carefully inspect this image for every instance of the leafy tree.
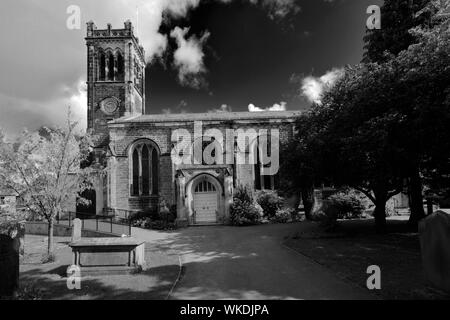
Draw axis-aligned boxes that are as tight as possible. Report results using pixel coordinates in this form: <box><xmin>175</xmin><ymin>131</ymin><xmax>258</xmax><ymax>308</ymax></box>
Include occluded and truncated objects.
<box><xmin>363</xmin><ymin>0</ymin><xmax>432</xmax><ymax>63</ymax></box>
<box><xmin>397</xmin><ymin>0</ymin><xmax>450</xmax><ymax>222</ymax></box>
<box><xmin>309</xmin><ymin>64</ymin><xmax>408</xmax><ymax>231</ymax></box>
<box><xmin>363</xmin><ymin>0</ymin><xmax>449</xmax><ymax>226</ymax></box>
<box><xmin>0</xmin><ymin>112</ymin><xmax>95</xmax><ymax>256</ymax></box>
<box><xmin>279</xmin><ymin>114</ymin><xmax>323</xmax><ymax>220</ymax></box>
<box><xmin>282</xmin><ymin>0</ymin><xmax>449</xmax><ymax>231</ymax></box>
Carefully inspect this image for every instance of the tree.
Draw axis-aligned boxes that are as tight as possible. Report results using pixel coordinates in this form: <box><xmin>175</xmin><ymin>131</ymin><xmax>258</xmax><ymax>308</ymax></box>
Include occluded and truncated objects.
<box><xmin>0</xmin><ymin>112</ymin><xmax>94</xmax><ymax>256</ymax></box>
<box><xmin>279</xmin><ymin>114</ymin><xmax>319</xmax><ymax>220</ymax></box>
<box><xmin>312</xmin><ymin>64</ymin><xmax>408</xmax><ymax>231</ymax></box>
<box><xmin>362</xmin><ymin>0</ymin><xmax>450</xmax><ymax>226</ymax></box>
<box><xmin>363</xmin><ymin>0</ymin><xmax>432</xmax><ymax>63</ymax></box>
<box><xmin>282</xmin><ymin>0</ymin><xmax>450</xmax><ymax>232</ymax></box>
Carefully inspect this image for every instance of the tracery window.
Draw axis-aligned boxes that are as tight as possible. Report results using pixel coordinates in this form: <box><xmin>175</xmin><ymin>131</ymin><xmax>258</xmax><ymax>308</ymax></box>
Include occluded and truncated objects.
<box><xmin>254</xmin><ymin>133</ymin><xmax>279</xmax><ymax>191</ymax></box>
<box><xmin>130</xmin><ymin>141</ymin><xmax>159</xmax><ymax>196</ymax></box>
<box><xmin>97</xmin><ymin>49</ymin><xmax>125</xmax><ymax>82</ymax></box>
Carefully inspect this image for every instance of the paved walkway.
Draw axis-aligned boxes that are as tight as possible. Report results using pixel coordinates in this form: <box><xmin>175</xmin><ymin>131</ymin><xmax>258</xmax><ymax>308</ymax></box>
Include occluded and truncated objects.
<box><xmin>132</xmin><ymin>222</ymin><xmax>377</xmax><ymax>300</ymax></box>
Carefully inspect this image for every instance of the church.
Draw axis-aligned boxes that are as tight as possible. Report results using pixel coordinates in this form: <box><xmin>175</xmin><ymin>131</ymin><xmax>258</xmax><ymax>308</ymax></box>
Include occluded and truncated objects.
<box><xmin>84</xmin><ymin>21</ymin><xmax>301</xmax><ymax>226</ymax></box>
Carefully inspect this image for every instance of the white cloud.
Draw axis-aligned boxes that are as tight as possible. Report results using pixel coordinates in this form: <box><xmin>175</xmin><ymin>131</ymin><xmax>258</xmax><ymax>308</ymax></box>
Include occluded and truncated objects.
<box><xmin>0</xmin><ymin>79</ymin><xmax>87</xmax><ymax>137</ymax></box>
<box><xmin>162</xmin><ymin>99</ymin><xmax>189</xmax><ymax>114</ymax></box>
<box><xmin>170</xmin><ymin>26</ymin><xmax>211</xmax><ymax>89</ymax></box>
<box><xmin>165</xmin><ymin>0</ymin><xmax>202</xmax><ymax>17</ymax></box>
<box><xmin>301</xmin><ymin>68</ymin><xmax>344</xmax><ymax>104</ymax></box>
<box><xmin>248</xmin><ymin>101</ymin><xmax>287</xmax><ymax>112</ymax></box>
<box><xmin>209</xmin><ymin>104</ymin><xmax>232</xmax><ymax>113</ymax></box>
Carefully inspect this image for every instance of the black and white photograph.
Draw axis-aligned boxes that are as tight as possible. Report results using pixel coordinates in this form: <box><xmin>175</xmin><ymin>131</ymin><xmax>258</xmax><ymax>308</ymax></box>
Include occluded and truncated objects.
<box><xmin>0</xmin><ymin>0</ymin><xmax>449</xmax><ymax>307</ymax></box>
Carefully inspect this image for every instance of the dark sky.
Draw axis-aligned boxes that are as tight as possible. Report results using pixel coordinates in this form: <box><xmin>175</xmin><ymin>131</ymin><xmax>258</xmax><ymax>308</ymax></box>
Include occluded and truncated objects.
<box><xmin>146</xmin><ymin>0</ymin><xmax>383</xmax><ymax>114</ymax></box>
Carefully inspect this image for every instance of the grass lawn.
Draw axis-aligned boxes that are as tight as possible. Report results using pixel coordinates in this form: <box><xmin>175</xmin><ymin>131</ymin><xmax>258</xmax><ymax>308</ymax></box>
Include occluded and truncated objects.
<box><xmin>284</xmin><ymin>217</ymin><xmax>450</xmax><ymax>300</ymax></box>
<box><xmin>19</xmin><ymin>234</ymin><xmax>180</xmax><ymax>300</ymax></box>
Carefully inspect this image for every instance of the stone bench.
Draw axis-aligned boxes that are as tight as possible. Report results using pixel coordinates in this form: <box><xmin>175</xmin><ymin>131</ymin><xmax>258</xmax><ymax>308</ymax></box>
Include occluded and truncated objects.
<box><xmin>69</xmin><ymin>237</ymin><xmax>146</xmax><ymax>276</ymax></box>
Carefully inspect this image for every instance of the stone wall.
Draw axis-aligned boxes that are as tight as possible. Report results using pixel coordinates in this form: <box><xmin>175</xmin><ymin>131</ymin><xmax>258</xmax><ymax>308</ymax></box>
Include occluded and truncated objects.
<box><xmin>107</xmin><ymin>117</ymin><xmax>296</xmax><ymax>215</ymax></box>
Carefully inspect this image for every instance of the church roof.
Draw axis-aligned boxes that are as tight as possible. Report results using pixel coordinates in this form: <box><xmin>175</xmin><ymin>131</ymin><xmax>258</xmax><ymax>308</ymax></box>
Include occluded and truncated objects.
<box><xmin>109</xmin><ymin>111</ymin><xmax>302</xmax><ymax>124</ymax></box>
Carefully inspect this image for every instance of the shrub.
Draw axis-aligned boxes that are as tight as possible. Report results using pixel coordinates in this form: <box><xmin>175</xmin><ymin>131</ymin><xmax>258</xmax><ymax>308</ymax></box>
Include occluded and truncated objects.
<box><xmin>130</xmin><ymin>205</ymin><xmax>177</xmax><ymax>230</ymax></box>
<box><xmin>271</xmin><ymin>207</ymin><xmax>295</xmax><ymax>223</ymax></box>
<box><xmin>326</xmin><ymin>189</ymin><xmax>366</xmax><ymax>220</ymax></box>
<box><xmin>256</xmin><ymin>190</ymin><xmax>284</xmax><ymax>219</ymax></box>
<box><xmin>230</xmin><ymin>199</ymin><xmax>262</xmax><ymax>226</ymax></box>
<box><xmin>147</xmin><ymin>220</ymin><xmax>177</xmax><ymax>230</ymax></box>
<box><xmin>234</xmin><ymin>184</ymin><xmax>254</xmax><ymax>203</ymax></box>
<box><xmin>129</xmin><ymin>209</ymin><xmax>157</xmax><ymax>222</ymax></box>
<box><xmin>15</xmin><ymin>284</ymin><xmax>43</xmax><ymax>300</ymax></box>
<box><xmin>230</xmin><ymin>185</ymin><xmax>262</xmax><ymax>226</ymax></box>
<box><xmin>385</xmin><ymin>198</ymin><xmax>397</xmax><ymax>217</ymax></box>
<box><xmin>313</xmin><ymin>189</ymin><xmax>367</xmax><ymax>231</ymax></box>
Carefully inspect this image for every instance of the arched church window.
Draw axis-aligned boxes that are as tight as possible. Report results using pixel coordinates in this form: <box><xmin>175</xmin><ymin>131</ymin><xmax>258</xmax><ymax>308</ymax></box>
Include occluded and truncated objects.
<box><xmin>130</xmin><ymin>141</ymin><xmax>159</xmax><ymax>196</ymax></box>
<box><xmin>142</xmin><ymin>145</ymin><xmax>150</xmax><ymax>195</ymax></box>
<box><xmin>254</xmin><ymin>150</ymin><xmax>261</xmax><ymax>190</ymax></box>
<box><xmin>116</xmin><ymin>52</ymin><xmax>124</xmax><ymax>81</ymax></box>
<box><xmin>254</xmin><ymin>133</ymin><xmax>279</xmax><ymax>191</ymax></box>
<box><xmin>132</xmin><ymin>149</ymin><xmax>139</xmax><ymax>196</ymax></box>
<box><xmin>107</xmin><ymin>52</ymin><xmax>115</xmax><ymax>81</ymax></box>
<box><xmin>152</xmin><ymin>148</ymin><xmax>159</xmax><ymax>194</ymax></box>
<box><xmin>195</xmin><ymin>180</ymin><xmax>216</xmax><ymax>193</ymax></box>
<box><xmin>99</xmin><ymin>51</ymin><xmax>106</xmax><ymax>81</ymax></box>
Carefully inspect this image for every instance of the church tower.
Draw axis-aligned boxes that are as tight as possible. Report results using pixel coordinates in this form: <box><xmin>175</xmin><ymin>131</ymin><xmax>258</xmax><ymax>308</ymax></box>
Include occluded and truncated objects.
<box><xmin>85</xmin><ymin>20</ymin><xmax>146</xmax><ymax>148</ymax></box>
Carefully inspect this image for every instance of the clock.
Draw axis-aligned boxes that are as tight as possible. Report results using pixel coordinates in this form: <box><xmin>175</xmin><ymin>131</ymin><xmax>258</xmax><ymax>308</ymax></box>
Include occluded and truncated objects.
<box><xmin>100</xmin><ymin>97</ymin><xmax>119</xmax><ymax>115</ymax></box>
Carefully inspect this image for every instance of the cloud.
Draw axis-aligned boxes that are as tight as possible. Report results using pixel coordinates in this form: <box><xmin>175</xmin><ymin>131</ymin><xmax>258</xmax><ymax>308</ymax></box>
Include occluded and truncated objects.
<box><xmin>165</xmin><ymin>0</ymin><xmax>202</xmax><ymax>17</ymax></box>
<box><xmin>301</xmin><ymin>68</ymin><xmax>344</xmax><ymax>104</ymax></box>
<box><xmin>0</xmin><ymin>79</ymin><xmax>87</xmax><ymax>137</ymax></box>
<box><xmin>170</xmin><ymin>27</ymin><xmax>211</xmax><ymax>89</ymax></box>
<box><xmin>248</xmin><ymin>101</ymin><xmax>287</xmax><ymax>112</ymax></box>
<box><xmin>162</xmin><ymin>99</ymin><xmax>189</xmax><ymax>114</ymax></box>
<box><xmin>209</xmin><ymin>104</ymin><xmax>232</xmax><ymax>113</ymax></box>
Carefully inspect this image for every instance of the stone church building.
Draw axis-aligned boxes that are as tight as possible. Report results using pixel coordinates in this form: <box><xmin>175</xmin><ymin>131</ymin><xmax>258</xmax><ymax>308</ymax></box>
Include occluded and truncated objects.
<box><xmin>84</xmin><ymin>21</ymin><xmax>300</xmax><ymax>226</ymax></box>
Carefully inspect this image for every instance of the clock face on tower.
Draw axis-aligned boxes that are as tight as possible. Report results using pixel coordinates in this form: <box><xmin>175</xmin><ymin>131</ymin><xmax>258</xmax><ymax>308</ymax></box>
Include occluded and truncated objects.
<box><xmin>100</xmin><ymin>97</ymin><xmax>119</xmax><ymax>115</ymax></box>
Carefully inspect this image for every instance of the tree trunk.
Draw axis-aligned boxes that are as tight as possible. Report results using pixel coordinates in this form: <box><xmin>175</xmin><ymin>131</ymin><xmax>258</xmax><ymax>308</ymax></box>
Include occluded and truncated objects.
<box><xmin>373</xmin><ymin>190</ymin><xmax>388</xmax><ymax>233</ymax></box>
<box><xmin>47</xmin><ymin>218</ymin><xmax>54</xmax><ymax>255</ymax></box>
<box><xmin>408</xmin><ymin>168</ymin><xmax>425</xmax><ymax>227</ymax></box>
<box><xmin>301</xmin><ymin>185</ymin><xmax>316</xmax><ymax>220</ymax></box>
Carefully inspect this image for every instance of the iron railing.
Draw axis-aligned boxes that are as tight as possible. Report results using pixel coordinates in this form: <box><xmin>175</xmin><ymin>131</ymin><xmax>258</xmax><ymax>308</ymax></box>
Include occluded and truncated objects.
<box><xmin>56</xmin><ymin>211</ymin><xmax>132</xmax><ymax>236</ymax></box>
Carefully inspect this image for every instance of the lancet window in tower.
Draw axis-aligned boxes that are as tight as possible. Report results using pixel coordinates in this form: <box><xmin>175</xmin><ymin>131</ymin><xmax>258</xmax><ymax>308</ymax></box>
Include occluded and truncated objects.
<box><xmin>97</xmin><ymin>49</ymin><xmax>125</xmax><ymax>82</ymax></box>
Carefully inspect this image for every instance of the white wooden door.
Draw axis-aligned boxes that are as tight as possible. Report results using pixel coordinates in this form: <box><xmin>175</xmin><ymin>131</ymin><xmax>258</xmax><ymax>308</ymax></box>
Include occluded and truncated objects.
<box><xmin>193</xmin><ymin>180</ymin><xmax>218</xmax><ymax>224</ymax></box>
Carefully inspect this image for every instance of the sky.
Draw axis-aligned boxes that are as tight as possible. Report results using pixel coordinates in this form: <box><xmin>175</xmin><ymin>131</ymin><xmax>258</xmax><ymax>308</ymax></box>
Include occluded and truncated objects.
<box><xmin>0</xmin><ymin>0</ymin><xmax>383</xmax><ymax>137</ymax></box>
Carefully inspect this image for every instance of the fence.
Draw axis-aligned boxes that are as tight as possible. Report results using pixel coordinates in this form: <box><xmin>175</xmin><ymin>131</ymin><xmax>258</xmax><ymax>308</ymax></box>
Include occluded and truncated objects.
<box><xmin>102</xmin><ymin>207</ymin><xmax>153</xmax><ymax>221</ymax></box>
<box><xmin>56</xmin><ymin>211</ymin><xmax>132</xmax><ymax>237</ymax></box>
